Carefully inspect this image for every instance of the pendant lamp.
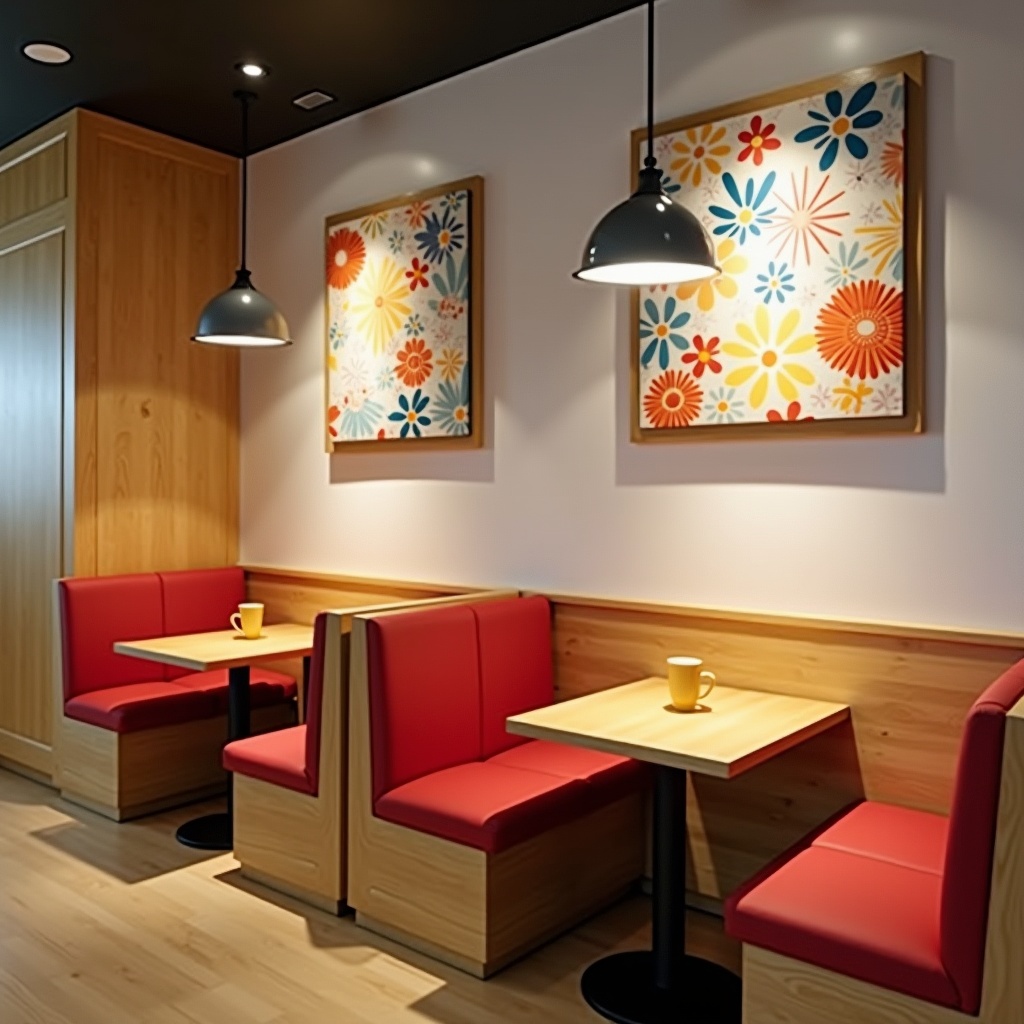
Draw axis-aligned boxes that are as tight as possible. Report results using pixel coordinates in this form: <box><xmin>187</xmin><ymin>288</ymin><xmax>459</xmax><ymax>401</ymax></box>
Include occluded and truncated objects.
<box><xmin>192</xmin><ymin>91</ymin><xmax>291</xmax><ymax>347</ymax></box>
<box><xmin>573</xmin><ymin>0</ymin><xmax>717</xmax><ymax>286</ymax></box>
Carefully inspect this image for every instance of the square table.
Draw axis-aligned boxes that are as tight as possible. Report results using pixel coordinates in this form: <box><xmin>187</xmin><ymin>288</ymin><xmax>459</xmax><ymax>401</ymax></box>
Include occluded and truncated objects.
<box><xmin>508</xmin><ymin>677</ymin><xmax>850</xmax><ymax>1024</ymax></box>
<box><xmin>114</xmin><ymin>623</ymin><xmax>314</xmax><ymax>851</ymax></box>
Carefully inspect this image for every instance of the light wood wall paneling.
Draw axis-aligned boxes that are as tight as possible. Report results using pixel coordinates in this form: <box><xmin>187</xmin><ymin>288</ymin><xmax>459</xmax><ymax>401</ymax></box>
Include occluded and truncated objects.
<box><xmin>73</xmin><ymin>111</ymin><xmax>240</xmax><ymax>576</ymax></box>
<box><xmin>0</xmin><ymin>126</ymin><xmax>68</xmax><ymax>231</ymax></box>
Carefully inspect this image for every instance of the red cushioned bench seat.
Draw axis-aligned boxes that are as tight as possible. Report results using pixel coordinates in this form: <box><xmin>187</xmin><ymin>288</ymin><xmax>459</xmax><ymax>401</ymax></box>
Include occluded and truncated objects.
<box><xmin>223</xmin><ymin>725</ymin><xmax>311</xmax><ymax>795</ymax></box>
<box><xmin>65</xmin><ymin>681</ymin><xmax>216</xmax><ymax>732</ymax></box>
<box><xmin>173</xmin><ymin>668</ymin><xmax>296</xmax><ymax>714</ymax></box>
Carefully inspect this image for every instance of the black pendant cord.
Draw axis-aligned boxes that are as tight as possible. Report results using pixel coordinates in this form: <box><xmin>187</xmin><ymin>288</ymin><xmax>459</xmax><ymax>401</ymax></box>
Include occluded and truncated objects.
<box><xmin>645</xmin><ymin>0</ymin><xmax>655</xmax><ymax>170</ymax></box>
<box><xmin>235</xmin><ymin>90</ymin><xmax>255</xmax><ymax>274</ymax></box>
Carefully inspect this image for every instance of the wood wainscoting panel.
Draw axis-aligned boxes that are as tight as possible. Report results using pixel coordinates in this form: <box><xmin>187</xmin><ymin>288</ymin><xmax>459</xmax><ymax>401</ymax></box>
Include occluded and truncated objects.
<box><xmin>547</xmin><ymin>595</ymin><xmax>1024</xmax><ymax>899</ymax></box>
<box><xmin>0</xmin><ymin>129</ymin><xmax>67</xmax><ymax>230</ymax></box>
<box><xmin>73</xmin><ymin>111</ymin><xmax>239</xmax><ymax>576</ymax></box>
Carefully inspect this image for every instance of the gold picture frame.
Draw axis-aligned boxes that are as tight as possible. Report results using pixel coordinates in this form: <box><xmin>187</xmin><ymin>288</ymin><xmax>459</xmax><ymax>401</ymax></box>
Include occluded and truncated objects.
<box><xmin>630</xmin><ymin>52</ymin><xmax>925</xmax><ymax>442</ymax></box>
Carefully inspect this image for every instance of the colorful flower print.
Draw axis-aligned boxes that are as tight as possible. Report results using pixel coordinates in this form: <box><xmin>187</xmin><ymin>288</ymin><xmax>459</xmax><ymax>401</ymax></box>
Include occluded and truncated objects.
<box><xmin>405</xmin><ymin>257</ymin><xmax>430</xmax><ymax>291</ymax></box>
<box><xmin>768</xmin><ymin>168</ymin><xmax>849</xmax><ymax>266</ymax></box>
<box><xmin>856</xmin><ymin>196</ymin><xmax>903</xmax><ymax>280</ymax></box>
<box><xmin>403</xmin><ymin>313</ymin><xmax>424</xmax><ymax>337</ymax></box>
<box><xmin>428</xmin><ymin>254</ymin><xmax>469</xmax><ymax>319</ymax></box>
<box><xmin>405</xmin><ymin>200</ymin><xmax>431</xmax><ymax>229</ymax></box>
<box><xmin>376</xmin><ymin>365</ymin><xmax>396</xmax><ymax>392</ymax></box>
<box><xmin>795</xmin><ymin>82</ymin><xmax>884</xmax><ymax>171</ymax></box>
<box><xmin>387</xmin><ymin>229</ymin><xmax>406</xmax><ymax>255</ymax></box>
<box><xmin>643</xmin><ymin>370</ymin><xmax>703</xmax><ymax>429</ymax></box>
<box><xmin>737</xmin><ymin>115</ymin><xmax>781</xmax><ymax>166</ymax></box>
<box><xmin>766</xmin><ymin>401</ymin><xmax>813</xmax><ymax>422</ymax></box>
<box><xmin>845</xmin><ymin>159</ymin><xmax>876</xmax><ymax>191</ymax></box>
<box><xmin>437</xmin><ymin>346</ymin><xmax>466</xmax><ymax>382</ymax></box>
<box><xmin>815</xmin><ymin>279</ymin><xmax>903</xmax><ymax>379</ymax></box>
<box><xmin>880</xmin><ymin>75</ymin><xmax>904</xmax><ymax>110</ymax></box>
<box><xmin>723</xmin><ymin>306</ymin><xmax>816</xmax><ymax>409</ymax></box>
<box><xmin>326</xmin><ymin>228</ymin><xmax>366</xmax><ymax>290</ymax></box>
<box><xmin>327</xmin><ymin>404</ymin><xmax>341</xmax><ymax>439</ymax></box>
<box><xmin>340</xmin><ymin>391</ymin><xmax>385</xmax><ymax>439</ymax></box>
<box><xmin>670</xmin><ymin>124</ymin><xmax>731</xmax><ymax>187</ymax></box>
<box><xmin>675</xmin><ymin>238</ymin><xmax>747</xmax><ymax>312</ymax></box>
<box><xmin>640</xmin><ymin>296</ymin><xmax>691</xmax><ymax>370</ymax></box>
<box><xmin>415</xmin><ymin>209</ymin><xmax>465</xmax><ymax>265</ymax></box>
<box><xmin>704</xmin><ymin>386</ymin><xmax>745</xmax><ymax>424</ymax></box>
<box><xmin>350</xmin><ymin>257</ymin><xmax>412</xmax><ymax>355</ymax></box>
<box><xmin>435</xmin><ymin>372</ymin><xmax>470</xmax><ymax>435</ymax></box>
<box><xmin>824</xmin><ymin>241</ymin><xmax>870</xmax><ymax>288</ymax></box>
<box><xmin>659</xmin><ymin>170</ymin><xmax>681</xmax><ymax>195</ymax></box>
<box><xmin>681</xmin><ymin>335</ymin><xmax>722</xmax><ymax>378</ymax></box>
<box><xmin>389</xmin><ymin>389</ymin><xmax>432</xmax><ymax>438</ymax></box>
<box><xmin>871</xmin><ymin>382</ymin><xmax>902</xmax><ymax>415</ymax></box>
<box><xmin>360</xmin><ymin>211</ymin><xmax>389</xmax><ymax>238</ymax></box>
<box><xmin>880</xmin><ymin>141</ymin><xmax>903</xmax><ymax>184</ymax></box>
<box><xmin>755</xmin><ymin>261</ymin><xmax>795</xmax><ymax>304</ymax></box>
<box><xmin>832</xmin><ymin>378</ymin><xmax>874</xmax><ymax>414</ymax></box>
<box><xmin>440</xmin><ymin>191</ymin><xmax>463</xmax><ymax>213</ymax></box>
<box><xmin>395</xmin><ymin>338</ymin><xmax>434</xmax><ymax>388</ymax></box>
<box><xmin>709</xmin><ymin>171</ymin><xmax>777</xmax><ymax>245</ymax></box>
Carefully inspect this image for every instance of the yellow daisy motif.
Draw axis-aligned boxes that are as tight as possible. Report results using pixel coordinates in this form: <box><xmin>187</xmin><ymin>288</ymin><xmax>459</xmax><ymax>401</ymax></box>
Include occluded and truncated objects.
<box><xmin>669</xmin><ymin>125</ymin><xmax>731</xmax><ymax>188</ymax></box>
<box><xmin>855</xmin><ymin>195</ymin><xmax>902</xmax><ymax>276</ymax></box>
<box><xmin>676</xmin><ymin>238</ymin><xmax>747</xmax><ymax>312</ymax></box>
<box><xmin>349</xmin><ymin>257</ymin><xmax>411</xmax><ymax>355</ymax></box>
<box><xmin>723</xmin><ymin>306</ymin><xmax>815</xmax><ymax>409</ymax></box>
<box><xmin>437</xmin><ymin>346</ymin><xmax>466</xmax><ymax>382</ymax></box>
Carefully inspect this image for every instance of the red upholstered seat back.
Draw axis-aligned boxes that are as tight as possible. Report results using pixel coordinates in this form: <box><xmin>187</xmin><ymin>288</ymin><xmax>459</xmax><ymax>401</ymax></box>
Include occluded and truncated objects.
<box><xmin>158</xmin><ymin>568</ymin><xmax>246</xmax><ymax>680</ymax></box>
<box><xmin>475</xmin><ymin>596</ymin><xmax>553</xmax><ymax>757</ymax></box>
<box><xmin>367</xmin><ymin>605</ymin><xmax>481</xmax><ymax>801</ymax></box>
<box><xmin>940</xmin><ymin>659</ymin><xmax>1024</xmax><ymax>1014</ymax></box>
<box><xmin>303</xmin><ymin>613</ymin><xmax>330</xmax><ymax>795</ymax></box>
<box><xmin>58</xmin><ymin>575</ymin><xmax>164</xmax><ymax>699</ymax></box>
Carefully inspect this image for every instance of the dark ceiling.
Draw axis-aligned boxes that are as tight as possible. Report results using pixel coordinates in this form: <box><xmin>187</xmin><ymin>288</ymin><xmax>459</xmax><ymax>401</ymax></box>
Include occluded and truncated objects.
<box><xmin>2</xmin><ymin>1</ymin><xmax>647</xmax><ymax>156</ymax></box>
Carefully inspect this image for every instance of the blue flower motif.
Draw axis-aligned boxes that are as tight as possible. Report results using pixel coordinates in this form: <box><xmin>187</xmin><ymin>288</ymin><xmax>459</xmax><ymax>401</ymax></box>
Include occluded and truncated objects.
<box><xmin>428</xmin><ymin>253</ymin><xmax>469</xmax><ymax>316</ymax></box>
<box><xmin>754</xmin><ymin>261</ymin><xmax>795</xmax><ymax>304</ymax></box>
<box><xmin>659</xmin><ymin>170</ymin><xmax>681</xmax><ymax>195</ymax></box>
<box><xmin>440</xmin><ymin>191</ymin><xmax>464</xmax><ymax>213</ymax></box>
<box><xmin>387</xmin><ymin>229</ymin><xmax>405</xmax><ymax>255</ymax></box>
<box><xmin>879</xmin><ymin>75</ymin><xmax>904</xmax><ymax>110</ymax></box>
<box><xmin>639</xmin><ymin>296</ymin><xmax>691</xmax><ymax>370</ymax></box>
<box><xmin>341</xmin><ymin>397</ymin><xmax>384</xmax><ymax>439</ymax></box>
<box><xmin>414</xmin><ymin>209</ymin><xmax>465</xmax><ymax>265</ymax></box>
<box><xmin>704</xmin><ymin>387</ymin><xmax>745</xmax><ymax>424</ymax></box>
<box><xmin>435</xmin><ymin>371</ymin><xmax>470</xmax><ymax>436</ymax></box>
<box><xmin>795</xmin><ymin>82</ymin><xmax>884</xmax><ymax>171</ymax></box>
<box><xmin>404</xmin><ymin>313</ymin><xmax>425</xmax><ymax>337</ymax></box>
<box><xmin>824</xmin><ymin>241</ymin><xmax>870</xmax><ymax>288</ymax></box>
<box><xmin>388</xmin><ymin>389</ymin><xmax>431</xmax><ymax>438</ymax></box>
<box><xmin>709</xmin><ymin>171</ymin><xmax>777</xmax><ymax>245</ymax></box>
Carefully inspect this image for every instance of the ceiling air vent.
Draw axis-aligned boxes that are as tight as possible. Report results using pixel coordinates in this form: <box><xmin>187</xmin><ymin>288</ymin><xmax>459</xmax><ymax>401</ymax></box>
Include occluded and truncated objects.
<box><xmin>293</xmin><ymin>90</ymin><xmax>336</xmax><ymax>111</ymax></box>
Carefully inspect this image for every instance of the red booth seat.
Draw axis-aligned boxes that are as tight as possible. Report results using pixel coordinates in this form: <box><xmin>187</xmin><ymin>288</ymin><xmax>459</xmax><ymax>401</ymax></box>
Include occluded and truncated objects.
<box><xmin>727</xmin><ymin>660</ymin><xmax>1024</xmax><ymax>1015</ymax></box>
<box><xmin>59</xmin><ymin>568</ymin><xmax>295</xmax><ymax>734</ymax></box>
<box><xmin>367</xmin><ymin>597</ymin><xmax>647</xmax><ymax>854</ymax></box>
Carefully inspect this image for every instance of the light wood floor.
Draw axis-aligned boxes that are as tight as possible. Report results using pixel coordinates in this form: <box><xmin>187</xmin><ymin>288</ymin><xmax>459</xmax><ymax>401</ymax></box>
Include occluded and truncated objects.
<box><xmin>0</xmin><ymin>768</ymin><xmax>740</xmax><ymax>1024</ymax></box>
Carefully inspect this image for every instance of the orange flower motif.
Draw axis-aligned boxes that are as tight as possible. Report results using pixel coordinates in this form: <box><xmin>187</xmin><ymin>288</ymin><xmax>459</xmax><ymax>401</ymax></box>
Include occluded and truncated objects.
<box><xmin>816</xmin><ymin>280</ymin><xmax>903</xmax><ymax>380</ymax></box>
<box><xmin>326</xmin><ymin>228</ymin><xmax>366</xmax><ymax>290</ymax></box>
<box><xmin>766</xmin><ymin>401</ymin><xmax>814</xmax><ymax>423</ymax></box>
<box><xmin>405</xmin><ymin>200</ymin><xmax>432</xmax><ymax>229</ymax></box>
<box><xmin>643</xmin><ymin>370</ymin><xmax>703</xmax><ymax>429</ymax></box>
<box><xmin>880</xmin><ymin>141</ymin><xmax>903</xmax><ymax>184</ymax></box>
<box><xmin>405</xmin><ymin>257</ymin><xmax>430</xmax><ymax>291</ymax></box>
<box><xmin>737</xmin><ymin>115</ymin><xmax>781</xmax><ymax>166</ymax></box>
<box><xmin>670</xmin><ymin>124</ymin><xmax>730</xmax><ymax>188</ymax></box>
<box><xmin>681</xmin><ymin>335</ymin><xmax>722</xmax><ymax>378</ymax></box>
<box><xmin>395</xmin><ymin>338</ymin><xmax>434</xmax><ymax>388</ymax></box>
<box><xmin>327</xmin><ymin>404</ymin><xmax>341</xmax><ymax>438</ymax></box>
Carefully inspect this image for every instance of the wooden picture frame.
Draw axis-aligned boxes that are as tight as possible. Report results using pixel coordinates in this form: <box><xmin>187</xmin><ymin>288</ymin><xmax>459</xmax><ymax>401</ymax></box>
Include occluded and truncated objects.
<box><xmin>630</xmin><ymin>52</ymin><xmax>925</xmax><ymax>443</ymax></box>
<box><xmin>325</xmin><ymin>176</ymin><xmax>484</xmax><ymax>452</ymax></box>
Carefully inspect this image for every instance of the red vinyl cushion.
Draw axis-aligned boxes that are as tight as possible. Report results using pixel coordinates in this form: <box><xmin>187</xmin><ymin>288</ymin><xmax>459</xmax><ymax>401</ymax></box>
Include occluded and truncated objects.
<box><xmin>174</xmin><ymin>668</ymin><xmax>296</xmax><ymax>710</ymax></box>
<box><xmin>64</xmin><ymin>681</ymin><xmax>217</xmax><ymax>732</ymax></box>
<box><xmin>727</xmin><ymin>846</ymin><xmax>958</xmax><ymax>1009</ymax></box>
<box><xmin>940</xmin><ymin>659</ymin><xmax>1024</xmax><ymax>1014</ymax></box>
<box><xmin>474</xmin><ymin>597</ymin><xmax>554</xmax><ymax>757</ymax></box>
<box><xmin>58</xmin><ymin>575</ymin><xmax>165</xmax><ymax>699</ymax></box>
<box><xmin>374</xmin><ymin>761</ymin><xmax>589</xmax><ymax>854</ymax></box>
<box><xmin>367</xmin><ymin>605</ymin><xmax>482</xmax><ymax>802</ymax></box>
<box><xmin>812</xmin><ymin>801</ymin><xmax>948</xmax><ymax>875</ymax></box>
<box><xmin>223</xmin><ymin>725</ymin><xmax>311</xmax><ymax>795</ymax></box>
<box><xmin>302</xmin><ymin>614</ymin><xmax>329</xmax><ymax>795</ymax></box>
<box><xmin>158</xmin><ymin>568</ymin><xmax>246</xmax><ymax>680</ymax></box>
<box><xmin>487</xmin><ymin>739</ymin><xmax>647</xmax><ymax>800</ymax></box>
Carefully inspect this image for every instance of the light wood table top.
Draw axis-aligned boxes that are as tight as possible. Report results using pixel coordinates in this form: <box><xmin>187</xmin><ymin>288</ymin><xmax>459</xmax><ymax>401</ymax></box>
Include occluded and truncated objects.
<box><xmin>114</xmin><ymin>623</ymin><xmax>314</xmax><ymax>673</ymax></box>
<box><xmin>507</xmin><ymin>678</ymin><xmax>850</xmax><ymax>779</ymax></box>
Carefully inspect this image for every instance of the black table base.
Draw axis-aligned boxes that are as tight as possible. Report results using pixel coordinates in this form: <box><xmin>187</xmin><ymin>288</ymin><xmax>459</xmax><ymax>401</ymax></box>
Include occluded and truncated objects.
<box><xmin>175</xmin><ymin>811</ymin><xmax>232</xmax><ymax>850</ymax></box>
<box><xmin>582</xmin><ymin>951</ymin><xmax>741</xmax><ymax>1024</ymax></box>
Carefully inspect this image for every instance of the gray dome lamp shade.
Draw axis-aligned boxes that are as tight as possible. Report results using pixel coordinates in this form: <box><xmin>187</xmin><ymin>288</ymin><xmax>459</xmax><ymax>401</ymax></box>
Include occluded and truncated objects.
<box><xmin>573</xmin><ymin>1</ymin><xmax>718</xmax><ymax>287</ymax></box>
<box><xmin>193</xmin><ymin>91</ymin><xmax>291</xmax><ymax>347</ymax></box>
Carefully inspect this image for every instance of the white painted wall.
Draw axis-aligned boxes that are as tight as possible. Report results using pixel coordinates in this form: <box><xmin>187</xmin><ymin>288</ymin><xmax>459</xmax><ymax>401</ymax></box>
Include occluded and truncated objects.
<box><xmin>242</xmin><ymin>0</ymin><xmax>1024</xmax><ymax>632</ymax></box>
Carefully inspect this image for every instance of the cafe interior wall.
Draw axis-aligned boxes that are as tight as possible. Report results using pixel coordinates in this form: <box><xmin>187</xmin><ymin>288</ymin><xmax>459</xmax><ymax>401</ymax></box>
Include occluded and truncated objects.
<box><xmin>240</xmin><ymin>0</ymin><xmax>1024</xmax><ymax>633</ymax></box>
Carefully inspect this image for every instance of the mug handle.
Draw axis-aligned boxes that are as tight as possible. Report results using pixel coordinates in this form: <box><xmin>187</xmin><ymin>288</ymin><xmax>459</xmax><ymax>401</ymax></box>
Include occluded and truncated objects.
<box><xmin>699</xmin><ymin>670</ymin><xmax>717</xmax><ymax>700</ymax></box>
<box><xmin>230</xmin><ymin>612</ymin><xmax>243</xmax><ymax>634</ymax></box>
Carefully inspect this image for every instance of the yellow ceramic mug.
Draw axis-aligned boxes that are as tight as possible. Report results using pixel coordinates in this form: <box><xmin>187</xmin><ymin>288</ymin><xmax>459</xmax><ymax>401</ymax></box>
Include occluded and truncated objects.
<box><xmin>667</xmin><ymin>656</ymin><xmax>716</xmax><ymax>711</ymax></box>
<box><xmin>230</xmin><ymin>602</ymin><xmax>264</xmax><ymax>640</ymax></box>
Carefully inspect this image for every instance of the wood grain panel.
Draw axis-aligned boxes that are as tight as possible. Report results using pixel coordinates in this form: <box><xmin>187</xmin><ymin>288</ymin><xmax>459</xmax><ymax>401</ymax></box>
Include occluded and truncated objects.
<box><xmin>0</xmin><ymin>232</ymin><xmax>65</xmax><ymax>759</ymax></box>
<box><xmin>0</xmin><ymin>134</ymin><xmax>66</xmax><ymax>230</ymax></box>
<box><xmin>74</xmin><ymin>111</ymin><xmax>239</xmax><ymax>576</ymax></box>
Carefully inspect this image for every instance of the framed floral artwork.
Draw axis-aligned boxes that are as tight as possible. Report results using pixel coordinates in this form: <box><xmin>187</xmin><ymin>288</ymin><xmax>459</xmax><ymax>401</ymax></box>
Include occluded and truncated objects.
<box><xmin>325</xmin><ymin>176</ymin><xmax>483</xmax><ymax>451</ymax></box>
<box><xmin>630</xmin><ymin>53</ymin><xmax>924</xmax><ymax>442</ymax></box>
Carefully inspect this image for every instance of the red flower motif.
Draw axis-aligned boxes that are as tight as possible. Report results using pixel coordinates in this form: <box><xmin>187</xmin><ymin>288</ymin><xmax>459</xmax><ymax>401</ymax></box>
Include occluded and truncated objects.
<box><xmin>681</xmin><ymin>335</ymin><xmax>722</xmax><ymax>378</ymax></box>
<box><xmin>405</xmin><ymin>257</ymin><xmax>430</xmax><ymax>291</ymax></box>
<box><xmin>327</xmin><ymin>404</ymin><xmax>341</xmax><ymax>438</ymax></box>
<box><xmin>395</xmin><ymin>338</ymin><xmax>434</xmax><ymax>387</ymax></box>
<box><xmin>737</xmin><ymin>115</ymin><xmax>782</xmax><ymax>166</ymax></box>
<box><xmin>766</xmin><ymin>402</ymin><xmax>814</xmax><ymax>423</ymax></box>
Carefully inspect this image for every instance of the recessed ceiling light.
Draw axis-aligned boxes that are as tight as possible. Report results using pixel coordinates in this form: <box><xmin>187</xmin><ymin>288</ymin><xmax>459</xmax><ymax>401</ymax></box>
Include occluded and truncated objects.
<box><xmin>293</xmin><ymin>90</ymin><xmax>336</xmax><ymax>111</ymax></box>
<box><xmin>22</xmin><ymin>42</ymin><xmax>72</xmax><ymax>65</ymax></box>
<box><xmin>237</xmin><ymin>62</ymin><xmax>268</xmax><ymax>78</ymax></box>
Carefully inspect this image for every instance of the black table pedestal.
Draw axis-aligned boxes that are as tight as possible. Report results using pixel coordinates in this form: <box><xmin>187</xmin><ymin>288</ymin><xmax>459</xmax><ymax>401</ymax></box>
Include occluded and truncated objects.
<box><xmin>581</xmin><ymin>765</ymin><xmax>742</xmax><ymax>1024</ymax></box>
<box><xmin>174</xmin><ymin>664</ymin><xmax>251</xmax><ymax>852</ymax></box>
